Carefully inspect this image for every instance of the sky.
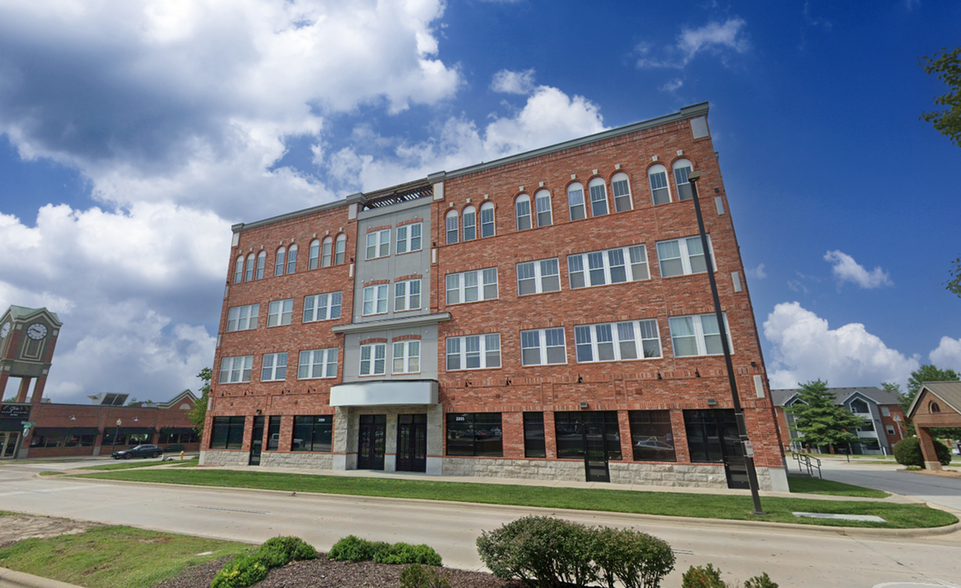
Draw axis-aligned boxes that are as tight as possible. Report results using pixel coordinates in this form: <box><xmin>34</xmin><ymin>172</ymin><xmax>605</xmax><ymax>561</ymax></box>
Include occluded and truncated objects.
<box><xmin>0</xmin><ymin>0</ymin><xmax>959</xmax><ymax>404</ymax></box>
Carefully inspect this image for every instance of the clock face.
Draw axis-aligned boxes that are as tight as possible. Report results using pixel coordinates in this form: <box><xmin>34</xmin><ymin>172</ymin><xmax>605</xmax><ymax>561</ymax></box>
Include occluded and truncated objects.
<box><xmin>26</xmin><ymin>323</ymin><xmax>47</xmax><ymax>340</ymax></box>
<box><xmin>0</xmin><ymin>322</ymin><xmax>9</xmax><ymax>339</ymax></box>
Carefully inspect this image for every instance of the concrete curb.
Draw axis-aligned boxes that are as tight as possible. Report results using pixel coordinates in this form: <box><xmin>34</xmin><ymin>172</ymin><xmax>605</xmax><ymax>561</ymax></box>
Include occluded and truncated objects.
<box><xmin>0</xmin><ymin>567</ymin><xmax>81</xmax><ymax>588</ymax></box>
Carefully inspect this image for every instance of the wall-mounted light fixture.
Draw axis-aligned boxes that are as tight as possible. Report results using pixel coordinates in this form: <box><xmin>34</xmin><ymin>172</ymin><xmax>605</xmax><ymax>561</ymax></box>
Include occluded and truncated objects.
<box><xmin>706</xmin><ymin>398</ymin><xmax>718</xmax><ymax>406</ymax></box>
<box><xmin>579</xmin><ymin>401</ymin><xmax>589</xmax><ymax>409</ymax></box>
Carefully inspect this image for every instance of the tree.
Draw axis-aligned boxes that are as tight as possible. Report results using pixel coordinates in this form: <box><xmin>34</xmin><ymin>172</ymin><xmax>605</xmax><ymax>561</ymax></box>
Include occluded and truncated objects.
<box><xmin>920</xmin><ymin>47</ymin><xmax>961</xmax><ymax>147</ymax></box>
<box><xmin>787</xmin><ymin>379</ymin><xmax>864</xmax><ymax>453</ymax></box>
<box><xmin>188</xmin><ymin>368</ymin><xmax>211</xmax><ymax>435</ymax></box>
<box><xmin>948</xmin><ymin>256</ymin><xmax>961</xmax><ymax>299</ymax></box>
<box><xmin>900</xmin><ymin>364</ymin><xmax>959</xmax><ymax>413</ymax></box>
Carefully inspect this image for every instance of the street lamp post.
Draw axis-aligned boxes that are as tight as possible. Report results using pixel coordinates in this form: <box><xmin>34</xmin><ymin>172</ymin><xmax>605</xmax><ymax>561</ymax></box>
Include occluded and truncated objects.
<box><xmin>687</xmin><ymin>171</ymin><xmax>765</xmax><ymax>515</ymax></box>
<box><xmin>112</xmin><ymin>419</ymin><xmax>122</xmax><ymax>454</ymax></box>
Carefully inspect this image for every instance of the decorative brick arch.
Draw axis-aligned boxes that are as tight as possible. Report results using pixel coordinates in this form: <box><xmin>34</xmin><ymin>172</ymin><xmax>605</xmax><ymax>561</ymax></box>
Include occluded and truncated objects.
<box><xmin>906</xmin><ymin>381</ymin><xmax>961</xmax><ymax>469</ymax></box>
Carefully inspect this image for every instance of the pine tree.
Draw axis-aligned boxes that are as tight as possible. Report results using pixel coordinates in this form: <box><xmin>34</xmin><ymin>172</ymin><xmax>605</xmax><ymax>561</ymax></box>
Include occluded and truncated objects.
<box><xmin>787</xmin><ymin>379</ymin><xmax>863</xmax><ymax>452</ymax></box>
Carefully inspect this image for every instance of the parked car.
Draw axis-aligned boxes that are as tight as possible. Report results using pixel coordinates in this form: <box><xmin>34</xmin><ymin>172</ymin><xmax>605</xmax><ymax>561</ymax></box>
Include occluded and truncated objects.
<box><xmin>111</xmin><ymin>444</ymin><xmax>163</xmax><ymax>459</ymax></box>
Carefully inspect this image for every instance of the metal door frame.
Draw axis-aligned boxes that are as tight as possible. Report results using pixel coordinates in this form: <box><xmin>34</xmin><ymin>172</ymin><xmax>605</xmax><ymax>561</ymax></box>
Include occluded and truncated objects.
<box><xmin>248</xmin><ymin>416</ymin><xmax>265</xmax><ymax>466</ymax></box>
<box><xmin>396</xmin><ymin>414</ymin><xmax>427</xmax><ymax>473</ymax></box>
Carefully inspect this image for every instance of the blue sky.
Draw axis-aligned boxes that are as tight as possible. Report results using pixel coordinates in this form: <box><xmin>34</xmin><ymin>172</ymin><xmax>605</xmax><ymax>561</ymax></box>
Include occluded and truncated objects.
<box><xmin>0</xmin><ymin>0</ymin><xmax>958</xmax><ymax>403</ymax></box>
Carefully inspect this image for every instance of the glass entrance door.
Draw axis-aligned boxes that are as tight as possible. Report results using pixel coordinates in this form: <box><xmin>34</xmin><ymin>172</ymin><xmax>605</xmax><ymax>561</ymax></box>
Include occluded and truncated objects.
<box><xmin>358</xmin><ymin>414</ymin><xmax>386</xmax><ymax>470</ymax></box>
<box><xmin>396</xmin><ymin>414</ymin><xmax>427</xmax><ymax>472</ymax></box>
<box><xmin>0</xmin><ymin>432</ymin><xmax>20</xmax><ymax>459</ymax></box>
<box><xmin>583</xmin><ymin>422</ymin><xmax>611</xmax><ymax>482</ymax></box>
<box><xmin>248</xmin><ymin>416</ymin><xmax>265</xmax><ymax>466</ymax></box>
<box><xmin>683</xmin><ymin>409</ymin><xmax>749</xmax><ymax>489</ymax></box>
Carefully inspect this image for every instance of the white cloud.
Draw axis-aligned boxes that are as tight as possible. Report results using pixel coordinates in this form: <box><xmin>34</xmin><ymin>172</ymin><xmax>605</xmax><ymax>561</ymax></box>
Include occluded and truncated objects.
<box><xmin>763</xmin><ymin>302</ymin><xmax>920</xmax><ymax>389</ymax></box>
<box><xmin>491</xmin><ymin>69</ymin><xmax>536</xmax><ymax>95</ymax></box>
<box><xmin>824</xmin><ymin>250</ymin><xmax>893</xmax><ymax>289</ymax></box>
<box><xmin>659</xmin><ymin>78</ymin><xmax>684</xmax><ymax>94</ymax></box>
<box><xmin>747</xmin><ymin>263</ymin><xmax>766</xmax><ymax>280</ymax></box>
<box><xmin>636</xmin><ymin>17</ymin><xmax>749</xmax><ymax>69</ymax></box>
<box><xmin>930</xmin><ymin>336</ymin><xmax>961</xmax><ymax>373</ymax></box>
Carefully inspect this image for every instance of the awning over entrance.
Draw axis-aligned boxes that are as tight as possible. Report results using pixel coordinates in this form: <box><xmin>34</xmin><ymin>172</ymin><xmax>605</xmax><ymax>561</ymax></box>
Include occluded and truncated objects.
<box><xmin>330</xmin><ymin>380</ymin><xmax>438</xmax><ymax>407</ymax></box>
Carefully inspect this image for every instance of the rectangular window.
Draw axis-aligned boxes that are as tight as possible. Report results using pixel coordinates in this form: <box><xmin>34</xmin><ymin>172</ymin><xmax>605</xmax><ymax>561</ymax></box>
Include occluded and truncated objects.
<box><xmin>523</xmin><ymin>412</ymin><xmax>546</xmax><ymax>458</ymax></box>
<box><xmin>446</xmin><ymin>413</ymin><xmax>502</xmax><ymax>457</ymax></box>
<box><xmin>445</xmin><ymin>268</ymin><xmax>498</xmax><ymax>305</ymax></box>
<box><xmin>292</xmin><ymin>415</ymin><xmax>332</xmax><ymax>452</ymax></box>
<box><xmin>516</xmin><ymin>258</ymin><xmax>560</xmax><ymax>295</ymax></box>
<box><xmin>266</xmin><ymin>416</ymin><xmax>281</xmax><ymax>450</ymax></box>
<box><xmin>568</xmin><ymin>245</ymin><xmax>649</xmax><ymax>289</ymax></box>
<box><xmin>446</xmin><ymin>334</ymin><xmax>500</xmax><ymax>370</ymax></box>
<box><xmin>568</xmin><ymin>186</ymin><xmax>586</xmax><ymax>220</ymax></box>
<box><xmin>629</xmin><ymin>410</ymin><xmax>676</xmax><ymax>462</ymax></box>
<box><xmin>394</xmin><ymin>279</ymin><xmax>422</xmax><ymax>312</ymax></box>
<box><xmin>446</xmin><ymin>213</ymin><xmax>458</xmax><ymax>244</ymax></box>
<box><xmin>362</xmin><ymin>284</ymin><xmax>389</xmax><ymax>315</ymax></box>
<box><xmin>521</xmin><ymin>328</ymin><xmax>567</xmax><ymax>366</ymax></box>
<box><xmin>396</xmin><ymin>223</ymin><xmax>422</xmax><ymax>254</ymax></box>
<box><xmin>589</xmin><ymin>183</ymin><xmax>608</xmax><ymax>216</ymax></box>
<box><xmin>463</xmin><ymin>209</ymin><xmax>477</xmax><ymax>240</ymax></box>
<box><xmin>669</xmin><ymin>313</ymin><xmax>731</xmax><ymax>357</ymax></box>
<box><xmin>209</xmin><ymin>416</ymin><xmax>245</xmax><ymax>450</ymax></box>
<box><xmin>286</xmin><ymin>246</ymin><xmax>297</xmax><ymax>274</ymax></box>
<box><xmin>261</xmin><ymin>352</ymin><xmax>287</xmax><ymax>381</ymax></box>
<box><xmin>656</xmin><ymin>236</ymin><xmax>713</xmax><ymax>277</ymax></box>
<box><xmin>226</xmin><ymin>304</ymin><xmax>260</xmax><ymax>332</ymax></box>
<box><xmin>303</xmin><ymin>292</ymin><xmax>342</xmax><ymax>322</ymax></box>
<box><xmin>366</xmin><ymin>229</ymin><xmax>390</xmax><ymax>260</ymax></box>
<box><xmin>612</xmin><ymin>176</ymin><xmax>632</xmax><ymax>212</ymax></box>
<box><xmin>575</xmin><ymin>320</ymin><xmax>661</xmax><ymax>362</ymax></box>
<box><xmin>298</xmin><ymin>348</ymin><xmax>338</xmax><ymax>379</ymax></box>
<box><xmin>480</xmin><ymin>205</ymin><xmax>495</xmax><ymax>237</ymax></box>
<box><xmin>650</xmin><ymin>169</ymin><xmax>670</xmax><ymax>205</ymax></box>
<box><xmin>881</xmin><ymin>406</ymin><xmax>891</xmax><ymax>417</ymax></box>
<box><xmin>219</xmin><ymin>355</ymin><xmax>253</xmax><ymax>383</ymax></box>
<box><xmin>392</xmin><ymin>340</ymin><xmax>421</xmax><ymax>374</ymax></box>
<box><xmin>267</xmin><ymin>299</ymin><xmax>293</xmax><ymax>326</ymax></box>
<box><xmin>554</xmin><ymin>411</ymin><xmax>621</xmax><ymax>460</ymax></box>
<box><xmin>359</xmin><ymin>343</ymin><xmax>387</xmax><ymax>376</ymax></box>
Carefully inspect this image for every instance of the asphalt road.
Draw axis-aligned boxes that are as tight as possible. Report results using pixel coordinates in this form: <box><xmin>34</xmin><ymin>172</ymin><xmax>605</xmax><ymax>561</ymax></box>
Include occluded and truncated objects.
<box><xmin>0</xmin><ymin>459</ymin><xmax>959</xmax><ymax>588</ymax></box>
<box><xmin>815</xmin><ymin>457</ymin><xmax>961</xmax><ymax>512</ymax></box>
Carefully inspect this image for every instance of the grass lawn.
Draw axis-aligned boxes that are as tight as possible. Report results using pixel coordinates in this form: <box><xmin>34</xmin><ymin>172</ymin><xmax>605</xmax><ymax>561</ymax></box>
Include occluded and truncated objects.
<box><xmin>75</xmin><ymin>468</ymin><xmax>956</xmax><ymax>529</ymax></box>
<box><xmin>787</xmin><ymin>474</ymin><xmax>888</xmax><ymax>498</ymax></box>
<box><xmin>0</xmin><ymin>524</ymin><xmax>249</xmax><ymax>588</ymax></box>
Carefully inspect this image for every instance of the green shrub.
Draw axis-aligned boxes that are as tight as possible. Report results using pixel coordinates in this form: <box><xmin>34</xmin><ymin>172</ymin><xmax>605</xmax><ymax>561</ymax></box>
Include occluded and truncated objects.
<box><xmin>261</xmin><ymin>536</ymin><xmax>318</xmax><ymax>561</ymax></box>
<box><xmin>328</xmin><ymin>535</ymin><xmax>380</xmax><ymax>562</ymax></box>
<box><xmin>211</xmin><ymin>535</ymin><xmax>318</xmax><ymax>588</ymax></box>
<box><xmin>681</xmin><ymin>564</ymin><xmax>726</xmax><ymax>588</ymax></box>
<box><xmin>894</xmin><ymin>437</ymin><xmax>952</xmax><ymax>467</ymax></box>
<box><xmin>591</xmin><ymin>527</ymin><xmax>675</xmax><ymax>588</ymax></box>
<box><xmin>744</xmin><ymin>572</ymin><xmax>778</xmax><ymax>588</ymax></box>
<box><xmin>400</xmin><ymin>564</ymin><xmax>453</xmax><ymax>588</ymax></box>
<box><xmin>477</xmin><ymin>516</ymin><xmax>595</xmax><ymax>587</ymax></box>
<box><xmin>373</xmin><ymin>542</ymin><xmax>443</xmax><ymax>566</ymax></box>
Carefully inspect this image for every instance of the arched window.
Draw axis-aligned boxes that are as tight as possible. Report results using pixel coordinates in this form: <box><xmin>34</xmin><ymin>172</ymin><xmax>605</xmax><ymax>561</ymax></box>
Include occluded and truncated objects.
<box><xmin>234</xmin><ymin>256</ymin><xmax>244</xmax><ymax>283</ymax></box>
<box><xmin>256</xmin><ymin>251</ymin><xmax>266</xmax><ymax>279</ymax></box>
<box><xmin>480</xmin><ymin>202</ymin><xmax>495</xmax><ymax>237</ymax></box>
<box><xmin>446</xmin><ymin>210</ymin><xmax>459</xmax><ymax>244</ymax></box>
<box><xmin>534</xmin><ymin>190</ymin><xmax>552</xmax><ymax>227</ymax></box>
<box><xmin>286</xmin><ymin>244</ymin><xmax>297</xmax><ymax>274</ymax></box>
<box><xmin>930</xmin><ymin>402</ymin><xmax>941</xmax><ymax>413</ymax></box>
<box><xmin>649</xmin><ymin>164</ymin><xmax>671</xmax><ymax>205</ymax></box>
<box><xmin>463</xmin><ymin>206</ymin><xmax>477</xmax><ymax>240</ymax></box>
<box><xmin>588</xmin><ymin>178</ymin><xmax>608</xmax><ymax>217</ymax></box>
<box><xmin>275</xmin><ymin>247</ymin><xmax>286</xmax><ymax>277</ymax></box>
<box><xmin>515</xmin><ymin>194</ymin><xmax>532</xmax><ymax>230</ymax></box>
<box><xmin>673</xmin><ymin>159</ymin><xmax>693</xmax><ymax>201</ymax></box>
<box><xmin>245</xmin><ymin>253</ymin><xmax>255</xmax><ymax>282</ymax></box>
<box><xmin>611</xmin><ymin>172</ymin><xmax>632</xmax><ymax>212</ymax></box>
<box><xmin>335</xmin><ymin>234</ymin><xmax>346</xmax><ymax>264</ymax></box>
<box><xmin>308</xmin><ymin>239</ymin><xmax>320</xmax><ymax>270</ymax></box>
<box><xmin>321</xmin><ymin>237</ymin><xmax>333</xmax><ymax>267</ymax></box>
<box><xmin>568</xmin><ymin>183</ymin><xmax>585</xmax><ymax>220</ymax></box>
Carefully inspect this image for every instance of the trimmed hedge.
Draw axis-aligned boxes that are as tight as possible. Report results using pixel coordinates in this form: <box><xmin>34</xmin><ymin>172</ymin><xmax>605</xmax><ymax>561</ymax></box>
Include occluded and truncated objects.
<box><xmin>894</xmin><ymin>437</ymin><xmax>952</xmax><ymax>467</ymax></box>
<box><xmin>328</xmin><ymin>535</ymin><xmax>442</xmax><ymax>566</ymax></box>
<box><xmin>211</xmin><ymin>536</ymin><xmax>316</xmax><ymax>588</ymax></box>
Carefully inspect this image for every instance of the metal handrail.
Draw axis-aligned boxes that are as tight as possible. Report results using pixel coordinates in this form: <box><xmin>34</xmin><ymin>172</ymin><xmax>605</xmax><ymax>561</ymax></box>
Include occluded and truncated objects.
<box><xmin>790</xmin><ymin>450</ymin><xmax>822</xmax><ymax>479</ymax></box>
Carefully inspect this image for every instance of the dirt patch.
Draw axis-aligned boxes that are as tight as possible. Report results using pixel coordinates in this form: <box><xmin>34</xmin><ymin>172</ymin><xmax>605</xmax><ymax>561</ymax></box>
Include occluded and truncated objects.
<box><xmin>0</xmin><ymin>515</ymin><xmax>101</xmax><ymax>550</ymax></box>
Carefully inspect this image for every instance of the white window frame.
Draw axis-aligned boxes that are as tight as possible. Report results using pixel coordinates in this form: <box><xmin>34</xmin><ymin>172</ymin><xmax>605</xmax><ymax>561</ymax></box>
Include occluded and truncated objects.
<box><xmin>256</xmin><ymin>251</ymin><xmax>266</xmax><ymax>279</ymax></box>
<box><xmin>267</xmin><ymin>299</ymin><xmax>293</xmax><ymax>326</ymax></box>
<box><xmin>463</xmin><ymin>206</ymin><xmax>477</xmax><ymax>241</ymax></box>
<box><xmin>261</xmin><ymin>352</ymin><xmax>288</xmax><ymax>381</ymax></box>
<box><xmin>321</xmin><ymin>237</ymin><xmax>332</xmax><ymax>267</ymax></box>
<box><xmin>446</xmin><ymin>334</ymin><xmax>501</xmax><ymax>371</ymax></box>
<box><xmin>359</xmin><ymin>343</ymin><xmax>387</xmax><ymax>376</ymax></box>
<box><xmin>668</xmin><ymin>313</ymin><xmax>732</xmax><ymax>357</ymax></box>
<box><xmin>334</xmin><ymin>234</ymin><xmax>346</xmax><ymax>265</ymax></box>
<box><xmin>446</xmin><ymin>268</ymin><xmax>498</xmax><ymax>305</ymax></box>
<box><xmin>568</xmin><ymin>183</ymin><xmax>586</xmax><ymax>220</ymax></box>
<box><xmin>611</xmin><ymin>172</ymin><xmax>633</xmax><ymax>212</ymax></box>
<box><xmin>219</xmin><ymin>355</ymin><xmax>253</xmax><ymax>384</ymax></box>
<box><xmin>298</xmin><ymin>348</ymin><xmax>338</xmax><ymax>379</ymax></box>
<box><xmin>480</xmin><ymin>202</ymin><xmax>495</xmax><ymax>237</ymax></box>
<box><xmin>396</xmin><ymin>222</ymin><xmax>423</xmax><ymax>254</ymax></box>
<box><xmin>362</xmin><ymin>284</ymin><xmax>389</xmax><ymax>315</ymax></box>
<box><xmin>234</xmin><ymin>256</ymin><xmax>244</xmax><ymax>283</ymax></box>
<box><xmin>656</xmin><ymin>236</ymin><xmax>714</xmax><ymax>277</ymax></box>
<box><xmin>226</xmin><ymin>304</ymin><xmax>260</xmax><ymax>332</ymax></box>
<box><xmin>394</xmin><ymin>279</ymin><xmax>421</xmax><ymax>312</ymax></box>
<box><xmin>649</xmin><ymin>164</ymin><xmax>671</xmax><ymax>205</ymax></box>
<box><xmin>515</xmin><ymin>194</ymin><xmax>532</xmax><ymax>230</ymax></box>
<box><xmin>568</xmin><ymin>245</ymin><xmax>649</xmax><ymax>289</ymax></box>
<box><xmin>245</xmin><ymin>253</ymin><xmax>255</xmax><ymax>282</ymax></box>
<box><xmin>516</xmin><ymin>258</ymin><xmax>561</xmax><ymax>295</ymax></box>
<box><xmin>366</xmin><ymin>229</ymin><xmax>390</xmax><ymax>260</ymax></box>
<box><xmin>521</xmin><ymin>327</ymin><xmax>567</xmax><ymax>366</ymax></box>
<box><xmin>308</xmin><ymin>239</ymin><xmax>320</xmax><ymax>270</ymax></box>
<box><xmin>588</xmin><ymin>178</ymin><xmax>609</xmax><ymax>217</ymax></box>
<box><xmin>446</xmin><ymin>210</ymin><xmax>459</xmax><ymax>244</ymax></box>
<box><xmin>303</xmin><ymin>292</ymin><xmax>342</xmax><ymax>322</ymax></box>
<box><xmin>275</xmin><ymin>247</ymin><xmax>286</xmax><ymax>277</ymax></box>
<box><xmin>534</xmin><ymin>189</ymin><xmax>552</xmax><ymax>227</ymax></box>
<box><xmin>286</xmin><ymin>244</ymin><xmax>297</xmax><ymax>274</ymax></box>
<box><xmin>673</xmin><ymin>159</ymin><xmax>693</xmax><ymax>201</ymax></box>
<box><xmin>574</xmin><ymin>320</ymin><xmax>662</xmax><ymax>363</ymax></box>
<box><xmin>392</xmin><ymin>340</ymin><xmax>421</xmax><ymax>374</ymax></box>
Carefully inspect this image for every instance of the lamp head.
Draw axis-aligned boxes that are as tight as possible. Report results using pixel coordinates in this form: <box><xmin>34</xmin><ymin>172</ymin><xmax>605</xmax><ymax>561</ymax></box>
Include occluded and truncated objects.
<box><xmin>687</xmin><ymin>171</ymin><xmax>702</xmax><ymax>183</ymax></box>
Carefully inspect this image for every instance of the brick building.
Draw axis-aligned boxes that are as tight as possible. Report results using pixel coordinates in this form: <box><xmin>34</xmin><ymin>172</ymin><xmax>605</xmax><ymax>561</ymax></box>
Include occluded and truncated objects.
<box><xmin>203</xmin><ymin>103</ymin><xmax>789</xmax><ymax>491</ymax></box>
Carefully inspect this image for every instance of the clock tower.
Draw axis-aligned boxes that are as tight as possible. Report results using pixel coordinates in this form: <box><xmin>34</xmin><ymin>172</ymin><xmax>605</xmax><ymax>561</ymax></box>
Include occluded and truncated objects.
<box><xmin>0</xmin><ymin>306</ymin><xmax>63</xmax><ymax>405</ymax></box>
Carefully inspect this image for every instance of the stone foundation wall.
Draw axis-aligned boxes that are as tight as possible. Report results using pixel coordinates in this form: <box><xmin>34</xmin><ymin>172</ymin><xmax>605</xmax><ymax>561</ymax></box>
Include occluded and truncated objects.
<box><xmin>259</xmin><ymin>452</ymin><xmax>334</xmax><ymax>469</ymax></box>
<box><xmin>199</xmin><ymin>450</ymin><xmax>248</xmax><ymax>467</ymax></box>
